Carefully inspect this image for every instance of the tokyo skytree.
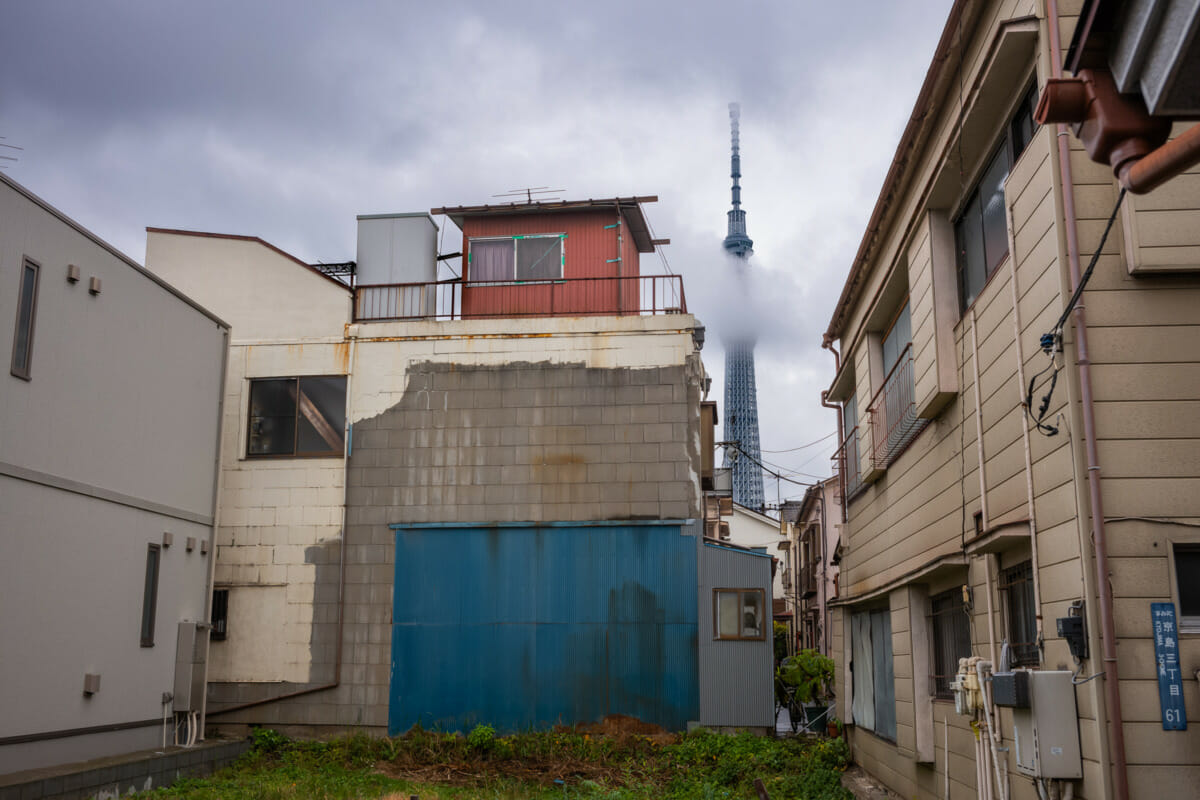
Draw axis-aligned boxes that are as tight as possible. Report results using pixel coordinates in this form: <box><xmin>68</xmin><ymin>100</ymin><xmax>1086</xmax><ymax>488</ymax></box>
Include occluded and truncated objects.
<box><xmin>721</xmin><ymin>102</ymin><xmax>765</xmax><ymax>512</ymax></box>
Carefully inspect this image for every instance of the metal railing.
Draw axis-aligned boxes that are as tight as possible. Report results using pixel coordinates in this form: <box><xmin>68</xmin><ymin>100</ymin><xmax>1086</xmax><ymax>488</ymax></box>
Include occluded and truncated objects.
<box><xmin>869</xmin><ymin>343</ymin><xmax>928</xmax><ymax>469</ymax></box>
<box><xmin>800</xmin><ymin>562</ymin><xmax>819</xmax><ymax>598</ymax></box>
<box><xmin>832</xmin><ymin>425</ymin><xmax>864</xmax><ymax>504</ymax></box>
<box><xmin>353</xmin><ymin>274</ymin><xmax>687</xmax><ymax>322</ymax></box>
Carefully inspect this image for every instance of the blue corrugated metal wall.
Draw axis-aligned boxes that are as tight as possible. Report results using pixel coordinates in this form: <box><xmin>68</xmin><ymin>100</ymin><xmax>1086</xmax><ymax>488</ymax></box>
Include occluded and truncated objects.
<box><xmin>389</xmin><ymin>523</ymin><xmax>698</xmax><ymax>734</ymax></box>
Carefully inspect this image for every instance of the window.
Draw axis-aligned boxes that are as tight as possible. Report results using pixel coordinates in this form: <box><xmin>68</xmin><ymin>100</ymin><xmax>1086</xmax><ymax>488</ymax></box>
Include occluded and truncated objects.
<box><xmin>469</xmin><ymin>235</ymin><xmax>564</xmax><ymax>282</ymax></box>
<box><xmin>247</xmin><ymin>376</ymin><xmax>347</xmax><ymax>457</ymax></box>
<box><xmin>955</xmin><ymin>83</ymin><xmax>1039</xmax><ymax>311</ymax></box>
<box><xmin>1173</xmin><ymin>544</ymin><xmax>1200</xmax><ymax>633</ymax></box>
<box><xmin>713</xmin><ymin>588</ymin><xmax>765</xmax><ymax>640</ymax></box>
<box><xmin>871</xmin><ymin>300</ymin><xmax>927</xmax><ymax>467</ymax></box>
<box><xmin>211</xmin><ymin>588</ymin><xmax>229</xmax><ymax>641</ymax></box>
<box><xmin>999</xmin><ymin>561</ymin><xmax>1039</xmax><ymax>666</ymax></box>
<box><xmin>851</xmin><ymin>608</ymin><xmax>895</xmax><ymax>739</ymax></box>
<box><xmin>930</xmin><ymin>588</ymin><xmax>972</xmax><ymax>697</ymax></box>
<box><xmin>10</xmin><ymin>258</ymin><xmax>40</xmax><ymax>379</ymax></box>
<box><xmin>141</xmin><ymin>543</ymin><xmax>161</xmax><ymax>647</ymax></box>
<box><xmin>839</xmin><ymin>391</ymin><xmax>864</xmax><ymax>500</ymax></box>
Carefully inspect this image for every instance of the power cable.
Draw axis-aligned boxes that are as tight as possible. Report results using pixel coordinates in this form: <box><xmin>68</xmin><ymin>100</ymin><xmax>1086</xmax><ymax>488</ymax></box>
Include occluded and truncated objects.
<box><xmin>761</xmin><ymin>431</ymin><xmax>836</xmax><ymax>453</ymax></box>
<box><xmin>720</xmin><ymin>440</ymin><xmax>817</xmax><ymax>488</ymax></box>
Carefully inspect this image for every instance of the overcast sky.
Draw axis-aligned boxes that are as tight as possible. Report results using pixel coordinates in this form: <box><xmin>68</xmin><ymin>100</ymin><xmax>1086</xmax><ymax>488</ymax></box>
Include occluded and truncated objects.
<box><xmin>1</xmin><ymin>0</ymin><xmax>954</xmax><ymax>507</ymax></box>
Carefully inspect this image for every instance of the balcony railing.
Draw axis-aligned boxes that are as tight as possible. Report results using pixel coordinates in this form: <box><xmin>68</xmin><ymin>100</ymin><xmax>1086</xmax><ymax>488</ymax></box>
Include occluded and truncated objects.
<box><xmin>832</xmin><ymin>425</ymin><xmax>864</xmax><ymax>504</ymax></box>
<box><xmin>800</xmin><ymin>562</ymin><xmax>819</xmax><ymax>599</ymax></box>
<box><xmin>353</xmin><ymin>274</ymin><xmax>687</xmax><ymax>322</ymax></box>
<box><xmin>869</xmin><ymin>343</ymin><xmax>928</xmax><ymax>468</ymax></box>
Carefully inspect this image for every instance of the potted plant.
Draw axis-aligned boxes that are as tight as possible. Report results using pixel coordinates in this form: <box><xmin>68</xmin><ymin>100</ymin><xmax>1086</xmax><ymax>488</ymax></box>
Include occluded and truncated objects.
<box><xmin>777</xmin><ymin>649</ymin><xmax>835</xmax><ymax>733</ymax></box>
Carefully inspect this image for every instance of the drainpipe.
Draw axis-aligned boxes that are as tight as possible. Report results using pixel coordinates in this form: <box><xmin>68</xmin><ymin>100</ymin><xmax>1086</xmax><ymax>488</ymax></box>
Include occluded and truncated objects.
<box><xmin>1045</xmin><ymin>4</ymin><xmax>1129</xmax><ymax>799</ymax></box>
<box><xmin>199</xmin><ymin>326</ymin><xmax>230</xmax><ymax>741</ymax></box>
<box><xmin>969</xmin><ymin>309</ymin><xmax>989</xmax><ymax>531</ymax></box>
<box><xmin>822</xmin><ymin>339</ymin><xmax>845</xmax><ymax>525</ymax></box>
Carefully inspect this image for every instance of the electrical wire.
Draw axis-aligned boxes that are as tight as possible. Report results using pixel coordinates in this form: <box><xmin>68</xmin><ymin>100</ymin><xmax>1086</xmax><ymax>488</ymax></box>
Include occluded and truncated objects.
<box><xmin>760</xmin><ymin>431</ymin><xmax>836</xmax><ymax>454</ymax></box>
<box><xmin>721</xmin><ymin>440</ymin><xmax>817</xmax><ymax>488</ymax></box>
<box><xmin>1028</xmin><ymin>189</ymin><xmax>1128</xmax><ymax>437</ymax></box>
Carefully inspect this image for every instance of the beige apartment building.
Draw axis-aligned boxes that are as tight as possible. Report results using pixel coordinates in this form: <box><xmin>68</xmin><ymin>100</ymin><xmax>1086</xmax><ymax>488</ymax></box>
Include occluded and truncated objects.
<box><xmin>821</xmin><ymin>1</ymin><xmax>1200</xmax><ymax>799</ymax></box>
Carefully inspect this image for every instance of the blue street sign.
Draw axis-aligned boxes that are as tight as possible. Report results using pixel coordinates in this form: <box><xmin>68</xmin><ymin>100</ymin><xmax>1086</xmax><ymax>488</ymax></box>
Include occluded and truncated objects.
<box><xmin>1151</xmin><ymin>603</ymin><xmax>1187</xmax><ymax>731</ymax></box>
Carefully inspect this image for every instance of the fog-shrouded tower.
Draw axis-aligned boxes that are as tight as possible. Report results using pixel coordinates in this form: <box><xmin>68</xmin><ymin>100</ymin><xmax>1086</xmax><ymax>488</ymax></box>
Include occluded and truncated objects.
<box><xmin>721</xmin><ymin>102</ymin><xmax>765</xmax><ymax>512</ymax></box>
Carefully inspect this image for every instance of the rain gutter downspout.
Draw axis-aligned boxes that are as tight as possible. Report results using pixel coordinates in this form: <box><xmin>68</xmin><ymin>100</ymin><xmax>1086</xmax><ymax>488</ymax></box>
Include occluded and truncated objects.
<box><xmin>821</xmin><ymin>343</ymin><xmax>846</xmax><ymax>525</ymax></box>
<box><xmin>208</xmin><ymin>333</ymin><xmax>356</xmax><ymax>718</ymax></box>
<box><xmin>1045</xmin><ymin>3</ymin><xmax>1129</xmax><ymax>799</ymax></box>
<box><xmin>199</xmin><ymin>325</ymin><xmax>230</xmax><ymax>741</ymax></box>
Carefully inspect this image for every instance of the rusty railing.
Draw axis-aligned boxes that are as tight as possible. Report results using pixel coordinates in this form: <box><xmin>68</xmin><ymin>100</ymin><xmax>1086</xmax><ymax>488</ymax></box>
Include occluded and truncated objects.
<box><xmin>869</xmin><ymin>343</ymin><xmax>928</xmax><ymax>468</ymax></box>
<box><xmin>354</xmin><ymin>274</ymin><xmax>687</xmax><ymax>322</ymax></box>
<box><xmin>832</xmin><ymin>425</ymin><xmax>864</xmax><ymax>504</ymax></box>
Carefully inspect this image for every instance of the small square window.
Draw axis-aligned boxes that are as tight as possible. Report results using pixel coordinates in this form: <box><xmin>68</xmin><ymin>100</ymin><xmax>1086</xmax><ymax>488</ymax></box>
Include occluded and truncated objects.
<box><xmin>247</xmin><ymin>376</ymin><xmax>346</xmax><ymax>458</ymax></box>
<box><xmin>713</xmin><ymin>588</ymin><xmax>765</xmax><ymax>640</ymax></box>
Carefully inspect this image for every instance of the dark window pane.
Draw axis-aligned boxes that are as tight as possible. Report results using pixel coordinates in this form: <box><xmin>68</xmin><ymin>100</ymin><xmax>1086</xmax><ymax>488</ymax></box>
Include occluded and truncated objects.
<box><xmin>956</xmin><ymin>192</ymin><xmax>987</xmax><ymax>310</ymax></box>
<box><xmin>296</xmin><ymin>376</ymin><xmax>346</xmax><ymax>454</ymax></box>
<box><xmin>882</xmin><ymin>302</ymin><xmax>911</xmax><ymax>375</ymax></box>
<box><xmin>470</xmin><ymin>239</ymin><xmax>513</xmax><ymax>282</ymax></box>
<box><xmin>1011</xmin><ymin>84</ymin><xmax>1038</xmax><ymax>160</ymax></box>
<box><xmin>211</xmin><ymin>588</ymin><xmax>229</xmax><ymax>641</ymax></box>
<box><xmin>931</xmin><ymin>589</ymin><xmax>971</xmax><ymax>697</ymax></box>
<box><xmin>12</xmin><ymin>262</ymin><xmax>39</xmax><ymax>376</ymax></box>
<box><xmin>248</xmin><ymin>379</ymin><xmax>297</xmax><ymax>455</ymax></box>
<box><xmin>516</xmin><ymin>237</ymin><xmax>562</xmax><ymax>281</ymax></box>
<box><xmin>141</xmin><ymin>544</ymin><xmax>160</xmax><ymax>646</ymax></box>
<box><xmin>871</xmin><ymin>608</ymin><xmax>896</xmax><ymax>740</ymax></box>
<box><xmin>1175</xmin><ymin>545</ymin><xmax>1200</xmax><ymax>617</ymax></box>
<box><xmin>742</xmin><ymin>591</ymin><xmax>762</xmax><ymax>638</ymax></box>
<box><xmin>1001</xmin><ymin>561</ymin><xmax>1039</xmax><ymax>666</ymax></box>
<box><xmin>980</xmin><ymin>147</ymin><xmax>1012</xmax><ymax>275</ymax></box>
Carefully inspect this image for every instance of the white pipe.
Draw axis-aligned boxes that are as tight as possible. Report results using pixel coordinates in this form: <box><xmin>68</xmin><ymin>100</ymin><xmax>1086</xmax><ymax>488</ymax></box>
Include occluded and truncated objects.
<box><xmin>1004</xmin><ymin>196</ymin><xmax>1046</xmax><ymax>659</ymax></box>
<box><xmin>945</xmin><ymin>717</ymin><xmax>951</xmax><ymax>800</ymax></box>
<box><xmin>970</xmin><ymin>308</ymin><xmax>989</xmax><ymax>530</ymax></box>
<box><xmin>1062</xmin><ymin>780</ymin><xmax>1075</xmax><ymax>800</ymax></box>
<box><xmin>977</xmin><ymin>660</ymin><xmax>1008</xmax><ymax>800</ymax></box>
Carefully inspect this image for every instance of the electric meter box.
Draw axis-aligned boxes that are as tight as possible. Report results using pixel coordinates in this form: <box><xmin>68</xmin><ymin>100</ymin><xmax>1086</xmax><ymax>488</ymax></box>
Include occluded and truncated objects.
<box><xmin>1012</xmin><ymin>670</ymin><xmax>1082</xmax><ymax>779</ymax></box>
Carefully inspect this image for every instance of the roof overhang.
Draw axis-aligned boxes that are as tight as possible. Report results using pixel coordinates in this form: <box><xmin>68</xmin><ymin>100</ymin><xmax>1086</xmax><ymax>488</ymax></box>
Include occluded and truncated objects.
<box><xmin>431</xmin><ymin>196</ymin><xmax>660</xmax><ymax>253</ymax></box>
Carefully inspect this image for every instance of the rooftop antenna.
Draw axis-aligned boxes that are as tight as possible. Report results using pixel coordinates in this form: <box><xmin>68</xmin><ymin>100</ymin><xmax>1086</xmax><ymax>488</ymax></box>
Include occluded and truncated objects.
<box><xmin>492</xmin><ymin>187</ymin><xmax>565</xmax><ymax>203</ymax></box>
<box><xmin>0</xmin><ymin>137</ymin><xmax>22</xmax><ymax>170</ymax></box>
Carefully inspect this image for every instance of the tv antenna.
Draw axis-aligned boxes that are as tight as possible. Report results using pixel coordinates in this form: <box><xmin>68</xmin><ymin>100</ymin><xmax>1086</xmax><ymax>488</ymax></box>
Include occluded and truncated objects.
<box><xmin>493</xmin><ymin>186</ymin><xmax>564</xmax><ymax>204</ymax></box>
<box><xmin>0</xmin><ymin>137</ymin><xmax>23</xmax><ymax>169</ymax></box>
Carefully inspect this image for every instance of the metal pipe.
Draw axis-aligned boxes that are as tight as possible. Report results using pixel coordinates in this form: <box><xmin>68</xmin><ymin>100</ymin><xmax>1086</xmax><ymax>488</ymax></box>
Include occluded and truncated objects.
<box><xmin>1004</xmin><ymin>195</ymin><xmax>1045</xmax><ymax>659</ymax></box>
<box><xmin>969</xmin><ymin>309</ymin><xmax>989</xmax><ymax>529</ymax></box>
<box><xmin>1120</xmin><ymin>123</ymin><xmax>1200</xmax><ymax>194</ymax></box>
<box><xmin>199</xmin><ymin>326</ymin><xmax>230</xmax><ymax>741</ymax></box>
<box><xmin>1045</xmin><ymin>3</ymin><xmax>1130</xmax><ymax>798</ymax></box>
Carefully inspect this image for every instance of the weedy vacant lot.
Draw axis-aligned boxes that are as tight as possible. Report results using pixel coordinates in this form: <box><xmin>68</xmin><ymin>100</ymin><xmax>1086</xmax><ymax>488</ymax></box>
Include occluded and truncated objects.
<box><xmin>147</xmin><ymin>719</ymin><xmax>853</xmax><ymax>800</ymax></box>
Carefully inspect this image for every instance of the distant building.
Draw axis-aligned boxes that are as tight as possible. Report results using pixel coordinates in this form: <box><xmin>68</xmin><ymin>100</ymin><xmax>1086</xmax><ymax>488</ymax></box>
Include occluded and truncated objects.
<box><xmin>822</xmin><ymin>1</ymin><xmax>1200</xmax><ymax>798</ymax></box>
<box><xmin>0</xmin><ymin>174</ymin><xmax>227</xmax><ymax>774</ymax></box>
<box><xmin>146</xmin><ymin>195</ymin><xmax>774</xmax><ymax>735</ymax></box>
<box><xmin>778</xmin><ymin>479</ymin><xmax>840</xmax><ymax>655</ymax></box>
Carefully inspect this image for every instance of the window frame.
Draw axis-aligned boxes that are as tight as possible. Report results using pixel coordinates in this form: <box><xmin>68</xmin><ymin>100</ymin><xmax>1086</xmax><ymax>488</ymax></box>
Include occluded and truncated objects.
<box><xmin>850</xmin><ymin>606</ymin><xmax>896</xmax><ymax>741</ymax></box>
<box><xmin>141</xmin><ymin>543</ymin><xmax>161</xmax><ymax>647</ymax></box>
<box><xmin>954</xmin><ymin>80</ymin><xmax>1040</xmax><ymax>314</ymax></box>
<box><xmin>211</xmin><ymin>587</ymin><xmax>229</xmax><ymax>641</ymax></box>
<box><xmin>1170</xmin><ymin>541</ymin><xmax>1200</xmax><ymax>634</ymax></box>
<box><xmin>998</xmin><ymin>560</ymin><xmax>1040</xmax><ymax>667</ymax></box>
<box><xmin>929</xmin><ymin>588</ymin><xmax>972</xmax><ymax>699</ymax></box>
<box><xmin>467</xmin><ymin>234</ymin><xmax>566</xmax><ymax>283</ymax></box>
<box><xmin>712</xmin><ymin>587</ymin><xmax>767</xmax><ymax>641</ymax></box>
<box><xmin>245</xmin><ymin>375</ymin><xmax>347</xmax><ymax>459</ymax></box>
<box><xmin>10</xmin><ymin>257</ymin><xmax>41</xmax><ymax>380</ymax></box>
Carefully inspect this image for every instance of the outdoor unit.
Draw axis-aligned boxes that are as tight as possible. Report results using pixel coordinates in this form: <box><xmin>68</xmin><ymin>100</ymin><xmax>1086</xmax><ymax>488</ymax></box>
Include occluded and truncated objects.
<box><xmin>1008</xmin><ymin>670</ymin><xmax>1083</xmax><ymax>779</ymax></box>
<box><xmin>173</xmin><ymin>621</ymin><xmax>209</xmax><ymax>713</ymax></box>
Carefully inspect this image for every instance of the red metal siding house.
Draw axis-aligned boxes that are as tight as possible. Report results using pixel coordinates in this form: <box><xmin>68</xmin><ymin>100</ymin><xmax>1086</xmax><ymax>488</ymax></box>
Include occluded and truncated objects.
<box><xmin>434</xmin><ymin>197</ymin><xmax>663</xmax><ymax>319</ymax></box>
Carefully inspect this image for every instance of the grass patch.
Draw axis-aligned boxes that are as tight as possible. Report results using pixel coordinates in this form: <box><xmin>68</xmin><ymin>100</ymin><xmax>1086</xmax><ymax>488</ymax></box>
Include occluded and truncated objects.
<box><xmin>148</xmin><ymin>723</ymin><xmax>853</xmax><ymax>800</ymax></box>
